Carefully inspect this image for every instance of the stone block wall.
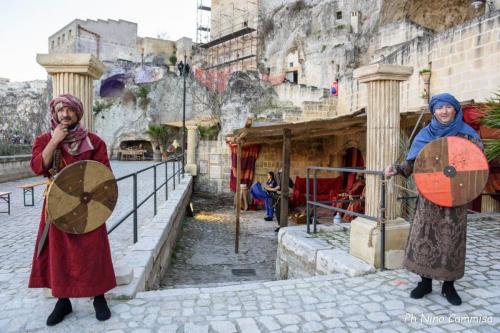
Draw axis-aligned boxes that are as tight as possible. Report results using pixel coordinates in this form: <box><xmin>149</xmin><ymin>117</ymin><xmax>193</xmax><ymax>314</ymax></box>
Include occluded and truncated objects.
<box><xmin>0</xmin><ymin>155</ymin><xmax>35</xmax><ymax>183</ymax></box>
<box><xmin>194</xmin><ymin>133</ymin><xmax>367</xmax><ymax>194</ymax></box>
<box><xmin>254</xmin><ymin>134</ymin><xmax>367</xmax><ymax>185</ymax></box>
<box><xmin>195</xmin><ymin>139</ymin><xmax>232</xmax><ymax>193</ymax></box>
<box><xmin>274</xmin><ymin>82</ymin><xmax>329</xmax><ymax>108</ymax></box>
<box><xmin>338</xmin><ymin>12</ymin><xmax>500</xmax><ymax>116</ymax></box>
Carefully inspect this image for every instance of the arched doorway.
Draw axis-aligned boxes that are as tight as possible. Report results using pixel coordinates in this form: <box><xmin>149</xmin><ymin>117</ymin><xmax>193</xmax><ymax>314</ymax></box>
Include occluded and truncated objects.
<box><xmin>342</xmin><ymin>147</ymin><xmax>365</xmax><ymax>189</ymax></box>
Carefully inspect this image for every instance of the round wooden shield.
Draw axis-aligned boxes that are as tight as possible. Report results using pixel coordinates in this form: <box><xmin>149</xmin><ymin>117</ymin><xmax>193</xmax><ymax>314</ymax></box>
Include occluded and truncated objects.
<box><xmin>414</xmin><ymin>136</ymin><xmax>489</xmax><ymax>207</ymax></box>
<box><xmin>46</xmin><ymin>160</ymin><xmax>118</xmax><ymax>234</ymax></box>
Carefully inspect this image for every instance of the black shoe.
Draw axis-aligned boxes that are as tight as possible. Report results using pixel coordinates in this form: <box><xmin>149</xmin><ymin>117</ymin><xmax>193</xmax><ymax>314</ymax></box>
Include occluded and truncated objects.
<box><xmin>46</xmin><ymin>298</ymin><xmax>72</xmax><ymax>326</ymax></box>
<box><xmin>264</xmin><ymin>217</ymin><xmax>273</xmax><ymax>221</ymax></box>
<box><xmin>442</xmin><ymin>281</ymin><xmax>462</xmax><ymax>305</ymax></box>
<box><xmin>410</xmin><ymin>277</ymin><xmax>432</xmax><ymax>299</ymax></box>
<box><xmin>274</xmin><ymin>227</ymin><xmax>280</xmax><ymax>232</ymax></box>
<box><xmin>93</xmin><ymin>295</ymin><xmax>111</xmax><ymax>321</ymax></box>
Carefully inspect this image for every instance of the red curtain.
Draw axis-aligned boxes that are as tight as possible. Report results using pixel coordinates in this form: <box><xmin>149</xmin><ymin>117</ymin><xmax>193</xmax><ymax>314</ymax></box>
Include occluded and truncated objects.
<box><xmin>229</xmin><ymin>144</ymin><xmax>260</xmax><ymax>192</ymax></box>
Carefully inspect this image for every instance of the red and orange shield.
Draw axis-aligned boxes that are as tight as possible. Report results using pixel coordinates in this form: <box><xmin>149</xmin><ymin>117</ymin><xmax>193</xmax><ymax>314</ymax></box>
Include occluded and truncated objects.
<box><xmin>414</xmin><ymin>136</ymin><xmax>489</xmax><ymax>207</ymax></box>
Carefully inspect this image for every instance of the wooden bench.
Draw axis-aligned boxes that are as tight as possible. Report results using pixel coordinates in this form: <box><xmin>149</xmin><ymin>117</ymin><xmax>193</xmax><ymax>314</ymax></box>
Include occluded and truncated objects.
<box><xmin>17</xmin><ymin>181</ymin><xmax>48</xmax><ymax>206</ymax></box>
<box><xmin>0</xmin><ymin>192</ymin><xmax>11</xmax><ymax>215</ymax></box>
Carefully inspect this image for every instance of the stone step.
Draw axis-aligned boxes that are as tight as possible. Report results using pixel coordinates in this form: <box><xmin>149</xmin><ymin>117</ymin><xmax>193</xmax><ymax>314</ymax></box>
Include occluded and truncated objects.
<box><xmin>160</xmin><ymin>279</ymin><xmax>272</xmax><ymax>290</ymax></box>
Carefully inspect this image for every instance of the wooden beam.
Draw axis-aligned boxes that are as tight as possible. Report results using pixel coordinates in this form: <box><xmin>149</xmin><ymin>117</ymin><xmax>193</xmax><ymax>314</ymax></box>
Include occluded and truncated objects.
<box><xmin>280</xmin><ymin>129</ymin><xmax>291</xmax><ymax>228</ymax></box>
<box><xmin>235</xmin><ymin>143</ymin><xmax>242</xmax><ymax>253</ymax></box>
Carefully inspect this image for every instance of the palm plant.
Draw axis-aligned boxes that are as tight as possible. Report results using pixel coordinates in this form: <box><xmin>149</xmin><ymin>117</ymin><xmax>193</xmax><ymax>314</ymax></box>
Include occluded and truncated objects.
<box><xmin>481</xmin><ymin>91</ymin><xmax>500</xmax><ymax>161</ymax></box>
<box><xmin>146</xmin><ymin>125</ymin><xmax>174</xmax><ymax>154</ymax></box>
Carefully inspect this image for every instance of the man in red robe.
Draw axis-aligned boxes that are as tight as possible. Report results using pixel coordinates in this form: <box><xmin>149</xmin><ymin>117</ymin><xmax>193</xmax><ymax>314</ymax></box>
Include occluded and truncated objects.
<box><xmin>29</xmin><ymin>94</ymin><xmax>116</xmax><ymax>326</ymax></box>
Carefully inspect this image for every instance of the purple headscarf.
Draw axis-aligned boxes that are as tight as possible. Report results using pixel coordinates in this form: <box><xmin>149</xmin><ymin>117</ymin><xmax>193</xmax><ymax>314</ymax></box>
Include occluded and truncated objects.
<box><xmin>49</xmin><ymin>94</ymin><xmax>94</xmax><ymax>156</ymax></box>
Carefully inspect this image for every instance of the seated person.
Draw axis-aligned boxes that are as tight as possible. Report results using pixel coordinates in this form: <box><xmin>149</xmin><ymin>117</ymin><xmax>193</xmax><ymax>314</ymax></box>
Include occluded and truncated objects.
<box><xmin>333</xmin><ymin>173</ymin><xmax>365</xmax><ymax>217</ymax></box>
<box><xmin>250</xmin><ymin>171</ymin><xmax>279</xmax><ymax>221</ymax></box>
<box><xmin>343</xmin><ymin>187</ymin><xmax>366</xmax><ymax>222</ymax></box>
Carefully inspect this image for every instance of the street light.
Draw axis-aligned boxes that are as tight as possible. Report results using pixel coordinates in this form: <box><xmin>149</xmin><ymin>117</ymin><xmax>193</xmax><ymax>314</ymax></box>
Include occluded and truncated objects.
<box><xmin>181</xmin><ymin>54</ymin><xmax>190</xmax><ymax>175</ymax></box>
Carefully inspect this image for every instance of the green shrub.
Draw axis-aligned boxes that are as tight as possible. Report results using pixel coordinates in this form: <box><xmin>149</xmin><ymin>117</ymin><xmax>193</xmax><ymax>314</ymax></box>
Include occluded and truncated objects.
<box><xmin>137</xmin><ymin>86</ymin><xmax>150</xmax><ymax>99</ymax></box>
<box><xmin>0</xmin><ymin>144</ymin><xmax>32</xmax><ymax>156</ymax></box>
<box><xmin>93</xmin><ymin>100</ymin><xmax>114</xmax><ymax>116</ymax></box>
<box><xmin>198</xmin><ymin>125</ymin><xmax>220</xmax><ymax>140</ymax></box>
<box><xmin>169</xmin><ymin>55</ymin><xmax>177</xmax><ymax>66</ymax></box>
<box><xmin>481</xmin><ymin>91</ymin><xmax>500</xmax><ymax>161</ymax></box>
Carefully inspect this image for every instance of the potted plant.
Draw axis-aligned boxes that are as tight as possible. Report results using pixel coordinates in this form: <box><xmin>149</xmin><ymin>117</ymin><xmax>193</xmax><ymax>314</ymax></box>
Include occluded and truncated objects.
<box><xmin>419</xmin><ymin>68</ymin><xmax>431</xmax><ymax>83</ymax></box>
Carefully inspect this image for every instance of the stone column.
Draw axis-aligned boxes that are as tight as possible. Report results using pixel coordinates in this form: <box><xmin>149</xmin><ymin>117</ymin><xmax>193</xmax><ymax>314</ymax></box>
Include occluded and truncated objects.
<box><xmin>37</xmin><ymin>54</ymin><xmax>105</xmax><ymax>132</ymax></box>
<box><xmin>481</xmin><ymin>195</ymin><xmax>500</xmax><ymax>213</ymax></box>
<box><xmin>185</xmin><ymin>125</ymin><xmax>198</xmax><ymax>175</ymax></box>
<box><xmin>349</xmin><ymin>64</ymin><xmax>413</xmax><ymax>269</ymax></box>
<box><xmin>354</xmin><ymin>64</ymin><xmax>413</xmax><ymax>219</ymax></box>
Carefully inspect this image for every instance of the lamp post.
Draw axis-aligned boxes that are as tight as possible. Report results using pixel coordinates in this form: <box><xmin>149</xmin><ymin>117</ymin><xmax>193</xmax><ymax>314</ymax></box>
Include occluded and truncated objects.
<box><xmin>182</xmin><ymin>53</ymin><xmax>187</xmax><ymax>174</ymax></box>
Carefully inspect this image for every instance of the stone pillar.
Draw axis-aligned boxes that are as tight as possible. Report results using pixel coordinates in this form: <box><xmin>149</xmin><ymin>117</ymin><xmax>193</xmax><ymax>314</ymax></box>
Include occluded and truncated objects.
<box><xmin>37</xmin><ymin>54</ymin><xmax>105</xmax><ymax>132</ymax></box>
<box><xmin>350</xmin><ymin>64</ymin><xmax>413</xmax><ymax>269</ymax></box>
<box><xmin>353</xmin><ymin>64</ymin><xmax>413</xmax><ymax>219</ymax></box>
<box><xmin>185</xmin><ymin>125</ymin><xmax>198</xmax><ymax>175</ymax></box>
<box><xmin>481</xmin><ymin>195</ymin><xmax>500</xmax><ymax>213</ymax></box>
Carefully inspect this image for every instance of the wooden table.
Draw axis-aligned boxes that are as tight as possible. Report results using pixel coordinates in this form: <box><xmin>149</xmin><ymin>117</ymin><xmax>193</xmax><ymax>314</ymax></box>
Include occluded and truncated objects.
<box><xmin>0</xmin><ymin>192</ymin><xmax>11</xmax><ymax>215</ymax></box>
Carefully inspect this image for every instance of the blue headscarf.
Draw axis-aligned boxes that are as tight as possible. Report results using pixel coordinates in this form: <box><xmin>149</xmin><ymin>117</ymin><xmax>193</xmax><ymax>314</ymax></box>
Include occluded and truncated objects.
<box><xmin>406</xmin><ymin>93</ymin><xmax>481</xmax><ymax>161</ymax></box>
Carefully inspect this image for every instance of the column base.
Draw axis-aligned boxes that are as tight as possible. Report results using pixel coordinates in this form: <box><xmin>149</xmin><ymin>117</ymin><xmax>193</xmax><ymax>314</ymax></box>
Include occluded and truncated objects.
<box><xmin>185</xmin><ymin>164</ymin><xmax>198</xmax><ymax>176</ymax></box>
<box><xmin>349</xmin><ymin>217</ymin><xmax>410</xmax><ymax>269</ymax></box>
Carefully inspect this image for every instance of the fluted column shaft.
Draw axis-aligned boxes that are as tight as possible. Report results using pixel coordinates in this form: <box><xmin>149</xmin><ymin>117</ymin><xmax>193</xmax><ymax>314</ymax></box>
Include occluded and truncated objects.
<box><xmin>354</xmin><ymin>64</ymin><xmax>413</xmax><ymax>220</ymax></box>
<box><xmin>37</xmin><ymin>54</ymin><xmax>105</xmax><ymax>132</ymax></box>
<box><xmin>52</xmin><ymin>73</ymin><xmax>94</xmax><ymax>131</ymax></box>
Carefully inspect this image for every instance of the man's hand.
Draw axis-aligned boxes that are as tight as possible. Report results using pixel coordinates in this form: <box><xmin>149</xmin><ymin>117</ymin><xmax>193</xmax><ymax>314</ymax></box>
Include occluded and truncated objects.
<box><xmin>385</xmin><ymin>165</ymin><xmax>397</xmax><ymax>178</ymax></box>
<box><xmin>51</xmin><ymin>124</ymin><xmax>68</xmax><ymax>144</ymax></box>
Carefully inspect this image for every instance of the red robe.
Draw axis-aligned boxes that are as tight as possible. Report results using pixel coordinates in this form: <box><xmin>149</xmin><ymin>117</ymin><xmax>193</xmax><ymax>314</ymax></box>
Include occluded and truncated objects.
<box><xmin>28</xmin><ymin>132</ymin><xmax>116</xmax><ymax>298</ymax></box>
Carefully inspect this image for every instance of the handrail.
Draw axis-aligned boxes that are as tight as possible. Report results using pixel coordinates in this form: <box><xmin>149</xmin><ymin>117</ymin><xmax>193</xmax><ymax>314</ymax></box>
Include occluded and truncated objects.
<box><xmin>107</xmin><ymin>152</ymin><xmax>186</xmax><ymax>243</ymax></box>
<box><xmin>305</xmin><ymin>165</ymin><xmax>387</xmax><ymax>270</ymax></box>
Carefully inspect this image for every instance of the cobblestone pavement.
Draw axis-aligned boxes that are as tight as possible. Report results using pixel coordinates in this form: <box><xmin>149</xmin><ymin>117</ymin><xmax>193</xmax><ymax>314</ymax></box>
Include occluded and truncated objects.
<box><xmin>161</xmin><ymin>193</ymin><xmax>281</xmax><ymax>288</ymax></box>
<box><xmin>1</xmin><ymin>165</ymin><xmax>499</xmax><ymax>332</ymax></box>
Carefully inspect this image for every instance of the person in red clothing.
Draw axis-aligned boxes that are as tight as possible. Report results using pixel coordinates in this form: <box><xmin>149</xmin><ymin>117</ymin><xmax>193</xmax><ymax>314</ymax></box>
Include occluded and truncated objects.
<box><xmin>29</xmin><ymin>94</ymin><xmax>116</xmax><ymax>326</ymax></box>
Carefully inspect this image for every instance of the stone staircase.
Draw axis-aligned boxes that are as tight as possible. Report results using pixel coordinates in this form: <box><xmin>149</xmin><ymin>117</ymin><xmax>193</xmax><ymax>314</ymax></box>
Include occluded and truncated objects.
<box><xmin>276</xmin><ymin>84</ymin><xmax>337</xmax><ymax>122</ymax></box>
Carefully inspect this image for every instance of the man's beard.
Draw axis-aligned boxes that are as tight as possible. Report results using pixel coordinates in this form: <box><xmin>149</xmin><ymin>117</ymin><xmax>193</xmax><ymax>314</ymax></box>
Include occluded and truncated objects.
<box><xmin>67</xmin><ymin>123</ymin><xmax>78</xmax><ymax>130</ymax></box>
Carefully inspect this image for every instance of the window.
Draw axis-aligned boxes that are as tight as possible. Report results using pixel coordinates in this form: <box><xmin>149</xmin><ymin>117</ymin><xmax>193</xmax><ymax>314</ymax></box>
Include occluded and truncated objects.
<box><xmin>336</xmin><ymin>11</ymin><xmax>342</xmax><ymax>20</ymax></box>
<box><xmin>289</xmin><ymin>62</ymin><xmax>293</xmax><ymax>67</ymax></box>
<box><xmin>57</xmin><ymin>37</ymin><xmax>60</xmax><ymax>45</ymax></box>
<box><xmin>62</xmin><ymin>34</ymin><xmax>65</xmax><ymax>42</ymax></box>
<box><xmin>51</xmin><ymin>41</ymin><xmax>54</xmax><ymax>49</ymax></box>
<box><xmin>68</xmin><ymin>29</ymin><xmax>72</xmax><ymax>37</ymax></box>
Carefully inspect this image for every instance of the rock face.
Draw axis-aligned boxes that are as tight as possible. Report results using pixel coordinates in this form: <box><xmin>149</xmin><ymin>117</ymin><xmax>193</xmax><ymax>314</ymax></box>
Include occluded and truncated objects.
<box><xmin>0</xmin><ymin>80</ymin><xmax>49</xmax><ymax>145</ymax></box>
<box><xmin>379</xmin><ymin>0</ymin><xmax>483</xmax><ymax>32</ymax></box>
<box><xmin>219</xmin><ymin>71</ymin><xmax>278</xmax><ymax>135</ymax></box>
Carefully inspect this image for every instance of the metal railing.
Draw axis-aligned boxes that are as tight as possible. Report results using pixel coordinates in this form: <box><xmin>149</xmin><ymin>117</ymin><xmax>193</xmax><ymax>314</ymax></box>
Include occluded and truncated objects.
<box><xmin>305</xmin><ymin>166</ymin><xmax>387</xmax><ymax>270</ymax></box>
<box><xmin>107</xmin><ymin>153</ymin><xmax>185</xmax><ymax>243</ymax></box>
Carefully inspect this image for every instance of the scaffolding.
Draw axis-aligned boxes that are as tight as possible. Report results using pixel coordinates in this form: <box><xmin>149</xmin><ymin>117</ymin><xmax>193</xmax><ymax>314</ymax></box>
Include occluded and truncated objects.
<box><xmin>196</xmin><ymin>0</ymin><xmax>211</xmax><ymax>45</ymax></box>
<box><xmin>198</xmin><ymin>0</ymin><xmax>259</xmax><ymax>73</ymax></box>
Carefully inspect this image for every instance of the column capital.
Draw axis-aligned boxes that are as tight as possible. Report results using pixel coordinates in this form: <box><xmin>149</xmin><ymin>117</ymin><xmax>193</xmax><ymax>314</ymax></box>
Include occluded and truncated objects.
<box><xmin>353</xmin><ymin>64</ymin><xmax>413</xmax><ymax>83</ymax></box>
<box><xmin>37</xmin><ymin>53</ymin><xmax>106</xmax><ymax>79</ymax></box>
<box><xmin>186</xmin><ymin>124</ymin><xmax>198</xmax><ymax>130</ymax></box>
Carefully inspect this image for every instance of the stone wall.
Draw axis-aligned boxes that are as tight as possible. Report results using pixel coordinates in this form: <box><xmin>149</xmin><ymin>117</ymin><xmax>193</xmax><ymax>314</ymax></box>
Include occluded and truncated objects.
<box><xmin>195</xmin><ymin>139</ymin><xmax>232</xmax><ymax>193</ymax></box>
<box><xmin>49</xmin><ymin>19</ymin><xmax>139</xmax><ymax>62</ymax></box>
<box><xmin>337</xmin><ymin>12</ymin><xmax>500</xmax><ymax>116</ymax></box>
<box><xmin>273</xmin><ymin>82</ymin><xmax>329</xmax><ymax>108</ymax></box>
<box><xmin>109</xmin><ymin>176</ymin><xmax>193</xmax><ymax>298</ymax></box>
<box><xmin>254</xmin><ymin>134</ymin><xmax>367</xmax><ymax>184</ymax></box>
<box><xmin>0</xmin><ymin>155</ymin><xmax>34</xmax><ymax>183</ymax></box>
